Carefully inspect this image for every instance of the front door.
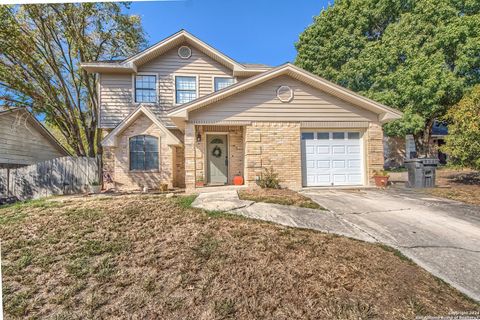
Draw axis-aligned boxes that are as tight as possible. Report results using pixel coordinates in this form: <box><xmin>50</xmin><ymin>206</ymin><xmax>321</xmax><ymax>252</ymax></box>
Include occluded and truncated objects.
<box><xmin>207</xmin><ymin>134</ymin><xmax>228</xmax><ymax>185</ymax></box>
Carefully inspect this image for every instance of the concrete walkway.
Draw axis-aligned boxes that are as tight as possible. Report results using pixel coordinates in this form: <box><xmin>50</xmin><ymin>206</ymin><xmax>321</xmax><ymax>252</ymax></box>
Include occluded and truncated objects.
<box><xmin>191</xmin><ymin>190</ymin><xmax>374</xmax><ymax>242</ymax></box>
<box><xmin>191</xmin><ymin>188</ymin><xmax>480</xmax><ymax>301</ymax></box>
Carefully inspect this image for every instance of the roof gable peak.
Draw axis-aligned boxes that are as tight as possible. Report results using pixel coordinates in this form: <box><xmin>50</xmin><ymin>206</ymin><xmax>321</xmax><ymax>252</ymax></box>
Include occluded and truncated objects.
<box><xmin>102</xmin><ymin>105</ymin><xmax>181</xmax><ymax>147</ymax></box>
<box><xmin>123</xmin><ymin>29</ymin><xmax>244</xmax><ymax>71</ymax></box>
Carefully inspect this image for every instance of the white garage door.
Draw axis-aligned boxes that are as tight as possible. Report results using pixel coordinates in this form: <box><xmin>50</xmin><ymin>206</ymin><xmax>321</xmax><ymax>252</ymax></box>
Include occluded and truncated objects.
<box><xmin>301</xmin><ymin>131</ymin><xmax>363</xmax><ymax>186</ymax></box>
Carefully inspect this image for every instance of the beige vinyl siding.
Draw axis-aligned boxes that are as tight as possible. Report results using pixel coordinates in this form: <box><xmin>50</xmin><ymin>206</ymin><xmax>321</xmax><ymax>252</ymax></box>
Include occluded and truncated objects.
<box><xmin>189</xmin><ymin>75</ymin><xmax>378</xmax><ymax>123</ymax></box>
<box><xmin>99</xmin><ymin>45</ymin><xmax>234</xmax><ymax>128</ymax></box>
<box><xmin>0</xmin><ymin>112</ymin><xmax>66</xmax><ymax>166</ymax></box>
<box><xmin>139</xmin><ymin>45</ymin><xmax>233</xmax><ymax>103</ymax></box>
<box><xmin>100</xmin><ymin>73</ymin><xmax>133</xmax><ymax>128</ymax></box>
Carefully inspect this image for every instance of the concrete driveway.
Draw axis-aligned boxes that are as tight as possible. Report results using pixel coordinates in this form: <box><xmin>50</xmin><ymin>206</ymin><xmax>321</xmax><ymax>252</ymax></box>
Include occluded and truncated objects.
<box><xmin>302</xmin><ymin>188</ymin><xmax>480</xmax><ymax>302</ymax></box>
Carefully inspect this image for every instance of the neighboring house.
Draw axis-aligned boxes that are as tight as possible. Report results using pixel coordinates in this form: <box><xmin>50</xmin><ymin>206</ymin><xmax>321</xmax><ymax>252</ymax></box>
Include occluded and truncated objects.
<box><xmin>0</xmin><ymin>107</ymin><xmax>69</xmax><ymax>169</ymax></box>
<box><xmin>384</xmin><ymin>121</ymin><xmax>448</xmax><ymax>168</ymax></box>
<box><xmin>81</xmin><ymin>30</ymin><xmax>402</xmax><ymax>191</ymax></box>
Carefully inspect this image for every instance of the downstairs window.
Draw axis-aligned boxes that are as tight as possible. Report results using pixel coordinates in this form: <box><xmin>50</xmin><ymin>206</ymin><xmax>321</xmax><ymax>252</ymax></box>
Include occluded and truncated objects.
<box><xmin>129</xmin><ymin>135</ymin><xmax>159</xmax><ymax>171</ymax></box>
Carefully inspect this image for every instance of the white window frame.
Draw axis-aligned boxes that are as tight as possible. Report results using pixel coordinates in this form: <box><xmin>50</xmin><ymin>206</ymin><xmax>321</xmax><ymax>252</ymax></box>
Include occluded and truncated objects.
<box><xmin>132</xmin><ymin>73</ymin><xmax>158</xmax><ymax>104</ymax></box>
<box><xmin>173</xmin><ymin>74</ymin><xmax>199</xmax><ymax>105</ymax></box>
<box><xmin>212</xmin><ymin>76</ymin><xmax>236</xmax><ymax>92</ymax></box>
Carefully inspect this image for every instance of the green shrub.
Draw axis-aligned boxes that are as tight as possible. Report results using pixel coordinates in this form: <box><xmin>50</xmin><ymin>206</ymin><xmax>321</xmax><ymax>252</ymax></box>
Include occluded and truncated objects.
<box><xmin>256</xmin><ymin>167</ymin><xmax>281</xmax><ymax>189</ymax></box>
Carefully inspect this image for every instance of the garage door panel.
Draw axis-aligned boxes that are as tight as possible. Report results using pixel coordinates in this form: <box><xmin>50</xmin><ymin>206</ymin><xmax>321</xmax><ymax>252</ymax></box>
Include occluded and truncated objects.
<box><xmin>348</xmin><ymin>174</ymin><xmax>362</xmax><ymax>183</ymax></box>
<box><xmin>316</xmin><ymin>174</ymin><xmax>331</xmax><ymax>183</ymax></box>
<box><xmin>332</xmin><ymin>160</ymin><xmax>345</xmax><ymax>168</ymax></box>
<box><xmin>317</xmin><ymin>160</ymin><xmax>330</xmax><ymax>168</ymax></box>
<box><xmin>347</xmin><ymin>145</ymin><xmax>360</xmax><ymax>154</ymax></box>
<box><xmin>348</xmin><ymin>160</ymin><xmax>361</xmax><ymax>168</ymax></box>
<box><xmin>316</xmin><ymin>146</ymin><xmax>330</xmax><ymax>154</ymax></box>
<box><xmin>333</xmin><ymin>174</ymin><xmax>347</xmax><ymax>183</ymax></box>
<box><xmin>302</xmin><ymin>131</ymin><xmax>363</xmax><ymax>187</ymax></box>
<box><xmin>332</xmin><ymin>146</ymin><xmax>346</xmax><ymax>154</ymax></box>
<box><xmin>306</xmin><ymin>175</ymin><xmax>316</xmax><ymax>184</ymax></box>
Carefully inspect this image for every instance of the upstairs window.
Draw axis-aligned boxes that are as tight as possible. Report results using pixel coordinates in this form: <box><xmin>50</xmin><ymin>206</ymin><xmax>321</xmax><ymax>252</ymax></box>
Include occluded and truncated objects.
<box><xmin>214</xmin><ymin>77</ymin><xmax>235</xmax><ymax>91</ymax></box>
<box><xmin>135</xmin><ymin>75</ymin><xmax>157</xmax><ymax>103</ymax></box>
<box><xmin>129</xmin><ymin>135</ymin><xmax>159</xmax><ymax>171</ymax></box>
<box><xmin>175</xmin><ymin>76</ymin><xmax>197</xmax><ymax>104</ymax></box>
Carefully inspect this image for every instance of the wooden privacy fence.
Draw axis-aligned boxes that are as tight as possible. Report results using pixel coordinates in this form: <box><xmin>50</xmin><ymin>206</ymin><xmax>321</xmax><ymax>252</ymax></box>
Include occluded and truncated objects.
<box><xmin>0</xmin><ymin>157</ymin><xmax>99</xmax><ymax>201</ymax></box>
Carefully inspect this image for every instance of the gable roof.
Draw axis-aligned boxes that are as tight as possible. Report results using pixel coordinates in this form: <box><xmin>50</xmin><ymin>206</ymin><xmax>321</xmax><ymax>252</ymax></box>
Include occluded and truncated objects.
<box><xmin>0</xmin><ymin>107</ymin><xmax>70</xmax><ymax>156</ymax></box>
<box><xmin>167</xmin><ymin>63</ymin><xmax>403</xmax><ymax>127</ymax></box>
<box><xmin>81</xmin><ymin>30</ymin><xmax>271</xmax><ymax>76</ymax></box>
<box><xmin>101</xmin><ymin>105</ymin><xmax>182</xmax><ymax>147</ymax></box>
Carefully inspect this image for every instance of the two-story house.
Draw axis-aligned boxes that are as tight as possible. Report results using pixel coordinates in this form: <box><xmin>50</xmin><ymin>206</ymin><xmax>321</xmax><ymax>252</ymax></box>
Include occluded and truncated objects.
<box><xmin>81</xmin><ymin>30</ymin><xmax>402</xmax><ymax>191</ymax></box>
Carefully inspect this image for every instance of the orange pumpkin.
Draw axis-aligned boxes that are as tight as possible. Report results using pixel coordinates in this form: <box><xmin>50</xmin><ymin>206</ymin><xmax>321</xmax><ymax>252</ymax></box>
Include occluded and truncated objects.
<box><xmin>233</xmin><ymin>175</ymin><xmax>244</xmax><ymax>185</ymax></box>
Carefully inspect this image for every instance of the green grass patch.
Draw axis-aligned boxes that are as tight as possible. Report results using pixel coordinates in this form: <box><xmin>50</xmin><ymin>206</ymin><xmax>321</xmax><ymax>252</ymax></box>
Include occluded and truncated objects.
<box><xmin>192</xmin><ymin>234</ymin><xmax>220</xmax><ymax>260</ymax></box>
<box><xmin>1</xmin><ymin>198</ymin><xmax>62</xmax><ymax>210</ymax></box>
<box><xmin>64</xmin><ymin>208</ymin><xmax>105</xmax><ymax>222</ymax></box>
<box><xmin>66</xmin><ymin>257</ymin><xmax>90</xmax><ymax>279</ymax></box>
<box><xmin>4</xmin><ymin>290</ymin><xmax>31</xmax><ymax>317</ymax></box>
<box><xmin>0</xmin><ymin>199</ymin><xmax>63</xmax><ymax>225</ymax></box>
<box><xmin>299</xmin><ymin>201</ymin><xmax>325</xmax><ymax>210</ymax></box>
<box><xmin>0</xmin><ymin>210</ymin><xmax>27</xmax><ymax>225</ymax></box>
<box><xmin>78</xmin><ymin>239</ymin><xmax>128</xmax><ymax>257</ymax></box>
<box><xmin>173</xmin><ymin>195</ymin><xmax>197</xmax><ymax>209</ymax></box>
<box><xmin>94</xmin><ymin>256</ymin><xmax>117</xmax><ymax>282</ymax></box>
<box><xmin>377</xmin><ymin>244</ymin><xmax>413</xmax><ymax>264</ymax></box>
<box><xmin>17</xmin><ymin>249</ymin><xmax>33</xmax><ymax>269</ymax></box>
<box><xmin>214</xmin><ymin>298</ymin><xmax>236</xmax><ymax>319</ymax></box>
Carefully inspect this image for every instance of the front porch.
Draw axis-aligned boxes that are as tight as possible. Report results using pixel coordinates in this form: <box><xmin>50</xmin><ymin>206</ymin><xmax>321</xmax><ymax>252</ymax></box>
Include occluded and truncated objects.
<box><xmin>184</xmin><ymin>124</ymin><xmax>246</xmax><ymax>190</ymax></box>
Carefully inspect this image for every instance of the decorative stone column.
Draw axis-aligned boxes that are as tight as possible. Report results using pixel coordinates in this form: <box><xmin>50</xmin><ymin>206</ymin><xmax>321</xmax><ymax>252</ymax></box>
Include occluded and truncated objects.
<box><xmin>184</xmin><ymin>123</ymin><xmax>196</xmax><ymax>190</ymax></box>
<box><xmin>367</xmin><ymin>122</ymin><xmax>385</xmax><ymax>184</ymax></box>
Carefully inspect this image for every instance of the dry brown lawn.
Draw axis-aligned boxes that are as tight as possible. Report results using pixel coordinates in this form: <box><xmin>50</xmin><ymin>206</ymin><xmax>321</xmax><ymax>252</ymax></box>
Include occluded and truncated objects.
<box><xmin>239</xmin><ymin>188</ymin><xmax>324</xmax><ymax>209</ymax></box>
<box><xmin>0</xmin><ymin>194</ymin><xmax>478</xmax><ymax>319</ymax></box>
<box><xmin>425</xmin><ymin>168</ymin><xmax>480</xmax><ymax>205</ymax></box>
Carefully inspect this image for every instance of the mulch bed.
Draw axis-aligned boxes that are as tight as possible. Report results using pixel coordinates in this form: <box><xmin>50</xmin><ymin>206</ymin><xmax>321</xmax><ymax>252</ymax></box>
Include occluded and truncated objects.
<box><xmin>238</xmin><ymin>188</ymin><xmax>324</xmax><ymax>209</ymax></box>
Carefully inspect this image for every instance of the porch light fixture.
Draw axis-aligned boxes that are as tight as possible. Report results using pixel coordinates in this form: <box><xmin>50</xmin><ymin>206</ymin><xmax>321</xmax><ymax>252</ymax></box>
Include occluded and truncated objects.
<box><xmin>196</xmin><ymin>132</ymin><xmax>202</xmax><ymax>142</ymax></box>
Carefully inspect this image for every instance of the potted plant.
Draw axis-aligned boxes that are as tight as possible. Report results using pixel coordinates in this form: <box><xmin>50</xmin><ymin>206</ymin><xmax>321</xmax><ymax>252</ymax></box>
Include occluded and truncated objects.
<box><xmin>90</xmin><ymin>181</ymin><xmax>101</xmax><ymax>194</ymax></box>
<box><xmin>195</xmin><ymin>177</ymin><xmax>205</xmax><ymax>188</ymax></box>
<box><xmin>373</xmin><ymin>170</ymin><xmax>390</xmax><ymax>188</ymax></box>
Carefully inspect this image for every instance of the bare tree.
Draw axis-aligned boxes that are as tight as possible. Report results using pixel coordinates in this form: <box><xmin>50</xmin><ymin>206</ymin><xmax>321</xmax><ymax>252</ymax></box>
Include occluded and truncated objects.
<box><xmin>0</xmin><ymin>3</ymin><xmax>146</xmax><ymax>156</ymax></box>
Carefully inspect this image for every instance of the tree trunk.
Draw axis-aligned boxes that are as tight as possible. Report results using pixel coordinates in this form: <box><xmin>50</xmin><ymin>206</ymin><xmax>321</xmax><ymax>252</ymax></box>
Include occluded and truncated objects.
<box><xmin>413</xmin><ymin>119</ymin><xmax>435</xmax><ymax>157</ymax></box>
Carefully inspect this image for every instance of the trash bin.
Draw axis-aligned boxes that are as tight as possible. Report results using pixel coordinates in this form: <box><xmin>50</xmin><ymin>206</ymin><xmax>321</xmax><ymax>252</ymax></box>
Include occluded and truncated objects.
<box><xmin>404</xmin><ymin>158</ymin><xmax>438</xmax><ymax>188</ymax></box>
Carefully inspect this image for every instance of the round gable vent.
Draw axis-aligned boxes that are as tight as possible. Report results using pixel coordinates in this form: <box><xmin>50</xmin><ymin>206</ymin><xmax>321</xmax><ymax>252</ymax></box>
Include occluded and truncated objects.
<box><xmin>178</xmin><ymin>46</ymin><xmax>192</xmax><ymax>59</ymax></box>
<box><xmin>276</xmin><ymin>85</ymin><xmax>294</xmax><ymax>102</ymax></box>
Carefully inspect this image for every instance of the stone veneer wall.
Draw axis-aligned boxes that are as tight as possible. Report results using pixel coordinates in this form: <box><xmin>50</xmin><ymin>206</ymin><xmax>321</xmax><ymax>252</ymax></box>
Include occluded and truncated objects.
<box><xmin>184</xmin><ymin>121</ymin><xmax>385</xmax><ymax>190</ymax></box>
<box><xmin>108</xmin><ymin>114</ymin><xmax>176</xmax><ymax>190</ymax></box>
<box><xmin>366</xmin><ymin>122</ymin><xmax>385</xmax><ymax>184</ymax></box>
<box><xmin>101</xmin><ymin>129</ymin><xmax>116</xmax><ymax>190</ymax></box>
<box><xmin>184</xmin><ymin>123</ymin><xmax>196</xmax><ymax>189</ymax></box>
<box><xmin>244</xmin><ymin>122</ymin><xmax>302</xmax><ymax>190</ymax></box>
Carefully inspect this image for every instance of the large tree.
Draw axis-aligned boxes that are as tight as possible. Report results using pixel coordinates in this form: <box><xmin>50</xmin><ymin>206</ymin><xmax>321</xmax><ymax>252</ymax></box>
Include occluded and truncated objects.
<box><xmin>442</xmin><ymin>85</ymin><xmax>480</xmax><ymax>170</ymax></box>
<box><xmin>296</xmin><ymin>0</ymin><xmax>480</xmax><ymax>156</ymax></box>
<box><xmin>0</xmin><ymin>4</ymin><xmax>146</xmax><ymax>156</ymax></box>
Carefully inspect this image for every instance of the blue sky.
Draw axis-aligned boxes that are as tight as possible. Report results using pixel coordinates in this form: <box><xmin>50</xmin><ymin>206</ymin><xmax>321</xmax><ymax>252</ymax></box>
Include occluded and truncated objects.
<box><xmin>129</xmin><ymin>0</ymin><xmax>329</xmax><ymax>66</ymax></box>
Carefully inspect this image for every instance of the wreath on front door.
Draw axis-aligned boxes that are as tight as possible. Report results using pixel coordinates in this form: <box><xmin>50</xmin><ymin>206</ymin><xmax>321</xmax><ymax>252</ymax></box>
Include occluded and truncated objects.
<box><xmin>212</xmin><ymin>146</ymin><xmax>222</xmax><ymax>158</ymax></box>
